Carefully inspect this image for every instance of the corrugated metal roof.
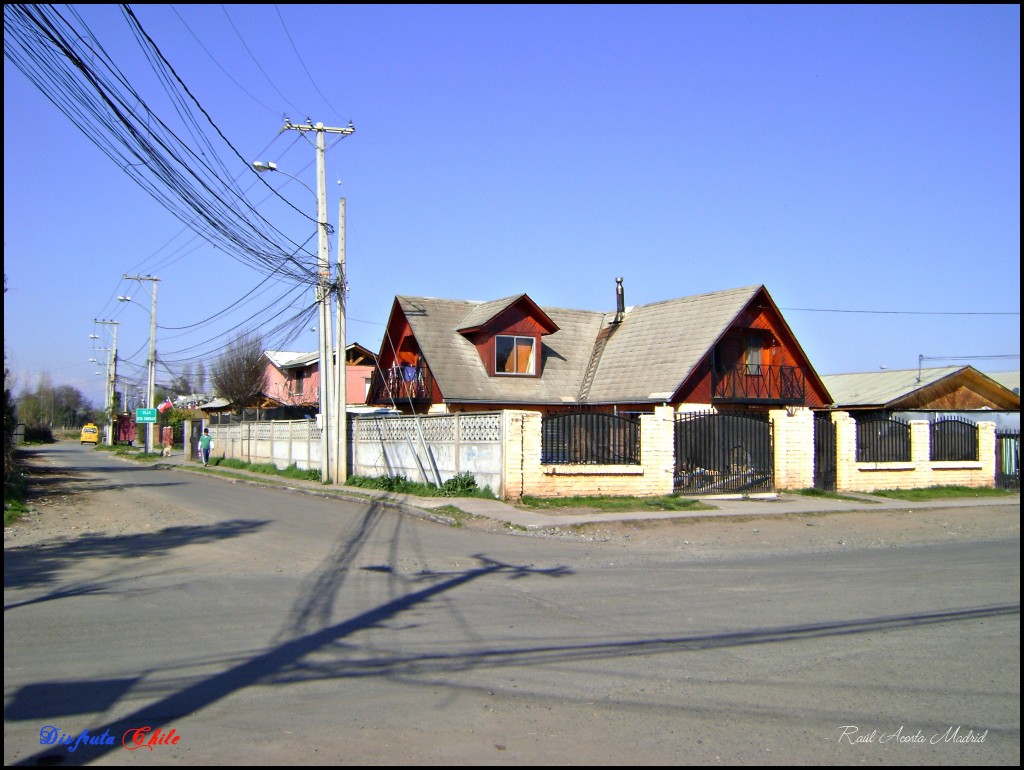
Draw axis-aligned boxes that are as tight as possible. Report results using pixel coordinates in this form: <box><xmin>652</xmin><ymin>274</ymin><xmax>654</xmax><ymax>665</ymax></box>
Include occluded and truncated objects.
<box><xmin>821</xmin><ymin>366</ymin><xmax>967</xmax><ymax>407</ymax></box>
<box><xmin>264</xmin><ymin>350</ymin><xmax>317</xmax><ymax>370</ymax></box>
<box><xmin>988</xmin><ymin>370</ymin><xmax>1020</xmax><ymax>394</ymax></box>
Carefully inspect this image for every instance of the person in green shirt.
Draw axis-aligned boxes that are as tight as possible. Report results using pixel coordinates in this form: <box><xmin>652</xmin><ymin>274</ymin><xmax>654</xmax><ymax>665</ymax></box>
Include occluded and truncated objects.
<box><xmin>198</xmin><ymin>428</ymin><xmax>213</xmax><ymax>466</ymax></box>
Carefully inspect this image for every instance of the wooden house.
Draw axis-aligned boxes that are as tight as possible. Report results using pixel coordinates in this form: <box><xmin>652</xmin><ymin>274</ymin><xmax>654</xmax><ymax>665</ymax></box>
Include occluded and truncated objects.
<box><xmin>368</xmin><ymin>281</ymin><xmax>832</xmax><ymax>414</ymax></box>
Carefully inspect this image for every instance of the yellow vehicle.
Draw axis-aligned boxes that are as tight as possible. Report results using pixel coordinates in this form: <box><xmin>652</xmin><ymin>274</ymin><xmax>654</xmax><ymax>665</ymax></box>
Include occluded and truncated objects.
<box><xmin>80</xmin><ymin>423</ymin><xmax>100</xmax><ymax>445</ymax></box>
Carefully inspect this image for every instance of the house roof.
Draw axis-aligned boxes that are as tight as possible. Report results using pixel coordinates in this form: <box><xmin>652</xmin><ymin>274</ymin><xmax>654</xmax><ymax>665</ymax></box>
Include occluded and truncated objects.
<box><xmin>394</xmin><ymin>284</ymin><xmax>777</xmax><ymax>405</ymax></box>
<box><xmin>587</xmin><ymin>285</ymin><xmax>763</xmax><ymax>402</ymax></box>
<box><xmin>396</xmin><ymin>296</ymin><xmax>603</xmax><ymax>405</ymax></box>
<box><xmin>987</xmin><ymin>371</ymin><xmax>1020</xmax><ymax>395</ymax></box>
<box><xmin>264</xmin><ymin>350</ymin><xmax>317</xmax><ymax>370</ymax></box>
<box><xmin>265</xmin><ymin>343</ymin><xmax>379</xmax><ymax>371</ymax></box>
<box><xmin>821</xmin><ymin>366</ymin><xmax>1021</xmax><ymax>410</ymax></box>
<box><xmin>456</xmin><ymin>294</ymin><xmax>559</xmax><ymax>334</ymax></box>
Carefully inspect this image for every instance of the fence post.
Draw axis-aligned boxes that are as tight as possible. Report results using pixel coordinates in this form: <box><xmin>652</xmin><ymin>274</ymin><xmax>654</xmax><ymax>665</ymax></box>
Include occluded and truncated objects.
<box><xmin>769</xmin><ymin>407</ymin><xmax>814</xmax><ymax>490</ymax></box>
<box><xmin>832</xmin><ymin>411</ymin><xmax>856</xmax><ymax>492</ymax></box>
<box><xmin>910</xmin><ymin>420</ymin><xmax>929</xmax><ymax>481</ymax></box>
<box><xmin>644</xmin><ymin>406</ymin><xmax>675</xmax><ymax>496</ymax></box>
<box><xmin>978</xmin><ymin>421</ymin><xmax>997</xmax><ymax>485</ymax></box>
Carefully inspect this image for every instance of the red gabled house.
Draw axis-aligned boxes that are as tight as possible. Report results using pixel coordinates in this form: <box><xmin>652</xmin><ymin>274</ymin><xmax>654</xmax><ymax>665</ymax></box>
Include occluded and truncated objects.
<box><xmin>369</xmin><ymin>281</ymin><xmax>831</xmax><ymax>414</ymax></box>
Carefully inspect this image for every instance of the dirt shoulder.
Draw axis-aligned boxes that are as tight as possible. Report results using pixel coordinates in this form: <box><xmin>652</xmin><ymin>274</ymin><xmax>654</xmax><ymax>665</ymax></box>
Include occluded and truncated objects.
<box><xmin>535</xmin><ymin>504</ymin><xmax>1020</xmax><ymax>560</ymax></box>
<box><xmin>6</xmin><ymin>448</ymin><xmax>1020</xmax><ymax>561</ymax></box>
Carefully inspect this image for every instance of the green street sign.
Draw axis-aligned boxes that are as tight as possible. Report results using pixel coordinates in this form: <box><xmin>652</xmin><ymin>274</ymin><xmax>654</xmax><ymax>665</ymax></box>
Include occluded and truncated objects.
<box><xmin>136</xmin><ymin>408</ymin><xmax>158</xmax><ymax>423</ymax></box>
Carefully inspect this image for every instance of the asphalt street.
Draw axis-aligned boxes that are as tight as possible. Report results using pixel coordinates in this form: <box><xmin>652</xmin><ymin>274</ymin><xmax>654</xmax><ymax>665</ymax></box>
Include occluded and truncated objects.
<box><xmin>3</xmin><ymin>445</ymin><xmax>1020</xmax><ymax>765</ymax></box>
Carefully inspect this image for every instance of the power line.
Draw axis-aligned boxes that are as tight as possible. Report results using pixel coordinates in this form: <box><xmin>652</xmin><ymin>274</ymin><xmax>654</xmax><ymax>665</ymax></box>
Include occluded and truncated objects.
<box><xmin>782</xmin><ymin>307</ymin><xmax>1019</xmax><ymax>316</ymax></box>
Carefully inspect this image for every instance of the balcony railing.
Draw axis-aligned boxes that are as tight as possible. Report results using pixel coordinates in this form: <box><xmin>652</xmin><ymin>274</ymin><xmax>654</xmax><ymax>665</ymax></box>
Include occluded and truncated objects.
<box><xmin>368</xmin><ymin>365</ymin><xmax>435</xmax><ymax>405</ymax></box>
<box><xmin>711</xmin><ymin>364</ymin><xmax>806</xmax><ymax>404</ymax></box>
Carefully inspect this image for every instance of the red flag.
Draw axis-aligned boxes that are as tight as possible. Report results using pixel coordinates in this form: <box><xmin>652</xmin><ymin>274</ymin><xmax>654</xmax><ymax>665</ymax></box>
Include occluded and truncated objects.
<box><xmin>157</xmin><ymin>398</ymin><xmax>173</xmax><ymax>414</ymax></box>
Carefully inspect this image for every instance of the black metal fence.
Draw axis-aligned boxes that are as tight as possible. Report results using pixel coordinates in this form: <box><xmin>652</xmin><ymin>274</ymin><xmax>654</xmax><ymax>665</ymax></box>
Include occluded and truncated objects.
<box><xmin>541</xmin><ymin>411</ymin><xmax>641</xmax><ymax>465</ymax></box>
<box><xmin>929</xmin><ymin>417</ymin><xmax>979</xmax><ymax>461</ymax></box>
<box><xmin>855</xmin><ymin>415</ymin><xmax>911</xmax><ymax>462</ymax></box>
<box><xmin>674</xmin><ymin>411</ymin><xmax>774</xmax><ymax>494</ymax></box>
<box><xmin>995</xmin><ymin>429</ymin><xmax>1020</xmax><ymax>490</ymax></box>
<box><xmin>813</xmin><ymin>411</ymin><xmax>837</xmax><ymax>491</ymax></box>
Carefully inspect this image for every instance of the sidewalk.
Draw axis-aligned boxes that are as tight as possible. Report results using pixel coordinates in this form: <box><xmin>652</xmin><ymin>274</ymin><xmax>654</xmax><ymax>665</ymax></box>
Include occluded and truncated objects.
<box><xmin>153</xmin><ymin>451</ymin><xmax>1020</xmax><ymax>530</ymax></box>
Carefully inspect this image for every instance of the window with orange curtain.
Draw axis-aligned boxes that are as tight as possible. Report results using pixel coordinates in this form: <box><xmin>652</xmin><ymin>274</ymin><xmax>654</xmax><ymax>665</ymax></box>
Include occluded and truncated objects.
<box><xmin>495</xmin><ymin>335</ymin><xmax>536</xmax><ymax>376</ymax></box>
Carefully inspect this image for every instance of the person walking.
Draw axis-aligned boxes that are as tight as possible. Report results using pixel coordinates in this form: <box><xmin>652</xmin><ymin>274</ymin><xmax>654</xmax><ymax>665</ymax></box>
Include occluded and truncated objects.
<box><xmin>198</xmin><ymin>428</ymin><xmax>214</xmax><ymax>466</ymax></box>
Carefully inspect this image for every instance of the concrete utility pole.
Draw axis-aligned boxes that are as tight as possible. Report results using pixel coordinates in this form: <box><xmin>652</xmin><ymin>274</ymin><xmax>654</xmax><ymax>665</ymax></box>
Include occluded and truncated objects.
<box><xmin>122</xmin><ymin>275</ymin><xmax>160</xmax><ymax>453</ymax></box>
<box><xmin>94</xmin><ymin>320</ymin><xmax>119</xmax><ymax>445</ymax></box>
<box><xmin>281</xmin><ymin>119</ymin><xmax>355</xmax><ymax>484</ymax></box>
<box><xmin>334</xmin><ymin>196</ymin><xmax>348</xmax><ymax>484</ymax></box>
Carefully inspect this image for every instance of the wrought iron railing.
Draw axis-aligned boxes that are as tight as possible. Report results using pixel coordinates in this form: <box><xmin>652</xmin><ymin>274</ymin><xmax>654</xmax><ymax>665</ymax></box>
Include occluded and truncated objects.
<box><xmin>855</xmin><ymin>415</ymin><xmax>911</xmax><ymax>462</ymax></box>
<box><xmin>930</xmin><ymin>417</ymin><xmax>978</xmax><ymax>461</ymax></box>
<box><xmin>712</xmin><ymin>364</ymin><xmax>805</xmax><ymax>403</ymax></box>
<box><xmin>367</xmin><ymin>365</ymin><xmax>435</xmax><ymax>405</ymax></box>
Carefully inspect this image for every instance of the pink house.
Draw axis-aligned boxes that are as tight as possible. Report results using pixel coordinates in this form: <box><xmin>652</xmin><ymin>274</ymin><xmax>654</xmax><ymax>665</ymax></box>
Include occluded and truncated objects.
<box><xmin>262</xmin><ymin>343</ymin><xmax>377</xmax><ymax>410</ymax></box>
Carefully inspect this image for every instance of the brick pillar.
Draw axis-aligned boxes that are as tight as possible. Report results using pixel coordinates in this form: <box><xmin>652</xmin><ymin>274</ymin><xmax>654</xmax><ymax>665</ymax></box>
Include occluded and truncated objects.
<box><xmin>769</xmin><ymin>407</ymin><xmax>814</xmax><ymax>491</ymax></box>
<box><xmin>832</xmin><ymin>411</ymin><xmax>857</xmax><ymax>492</ymax></box>
<box><xmin>641</xmin><ymin>406</ymin><xmax>675</xmax><ymax>496</ymax></box>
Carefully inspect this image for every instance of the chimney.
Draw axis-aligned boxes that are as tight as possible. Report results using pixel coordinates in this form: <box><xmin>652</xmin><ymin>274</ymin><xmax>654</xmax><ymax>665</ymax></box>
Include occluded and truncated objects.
<box><xmin>613</xmin><ymin>277</ymin><xmax>625</xmax><ymax>324</ymax></box>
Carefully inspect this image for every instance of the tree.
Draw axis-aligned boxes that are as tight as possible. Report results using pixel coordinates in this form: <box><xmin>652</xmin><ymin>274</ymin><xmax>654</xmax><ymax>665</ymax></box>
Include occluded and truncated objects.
<box><xmin>211</xmin><ymin>333</ymin><xmax>267</xmax><ymax>412</ymax></box>
<box><xmin>166</xmin><ymin>363</ymin><xmax>193</xmax><ymax>397</ymax></box>
<box><xmin>16</xmin><ymin>377</ymin><xmax>93</xmax><ymax>428</ymax></box>
<box><xmin>194</xmin><ymin>361</ymin><xmax>206</xmax><ymax>395</ymax></box>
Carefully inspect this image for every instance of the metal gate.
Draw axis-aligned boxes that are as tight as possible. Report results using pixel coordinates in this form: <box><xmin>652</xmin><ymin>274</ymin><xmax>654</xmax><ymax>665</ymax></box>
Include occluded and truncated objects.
<box><xmin>813</xmin><ymin>411</ymin><xmax>837</xmax><ymax>491</ymax></box>
<box><xmin>995</xmin><ymin>429</ymin><xmax>1020</xmax><ymax>490</ymax></box>
<box><xmin>674</xmin><ymin>411</ymin><xmax>774</xmax><ymax>495</ymax></box>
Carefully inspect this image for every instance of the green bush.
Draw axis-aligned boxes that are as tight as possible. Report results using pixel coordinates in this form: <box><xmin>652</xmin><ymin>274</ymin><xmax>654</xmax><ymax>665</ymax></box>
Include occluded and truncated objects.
<box><xmin>280</xmin><ymin>464</ymin><xmax>321</xmax><ymax>482</ymax></box>
<box><xmin>346</xmin><ymin>472</ymin><xmax>495</xmax><ymax>499</ymax></box>
<box><xmin>441</xmin><ymin>472</ymin><xmax>478</xmax><ymax>497</ymax></box>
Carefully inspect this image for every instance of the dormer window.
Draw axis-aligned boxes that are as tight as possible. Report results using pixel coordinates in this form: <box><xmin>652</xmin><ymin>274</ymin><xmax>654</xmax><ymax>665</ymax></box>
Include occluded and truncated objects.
<box><xmin>495</xmin><ymin>335</ymin><xmax>536</xmax><ymax>376</ymax></box>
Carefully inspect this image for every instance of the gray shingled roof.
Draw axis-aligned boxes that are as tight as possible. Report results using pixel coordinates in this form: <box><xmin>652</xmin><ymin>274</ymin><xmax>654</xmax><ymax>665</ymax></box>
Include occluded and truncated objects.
<box><xmin>456</xmin><ymin>295</ymin><xmax>528</xmax><ymax>331</ymax></box>
<box><xmin>396</xmin><ymin>285</ymin><xmax>764</xmax><ymax>405</ymax></box>
<box><xmin>397</xmin><ymin>296</ymin><xmax>603</xmax><ymax>404</ymax></box>
<box><xmin>586</xmin><ymin>286</ymin><xmax>762</xmax><ymax>402</ymax></box>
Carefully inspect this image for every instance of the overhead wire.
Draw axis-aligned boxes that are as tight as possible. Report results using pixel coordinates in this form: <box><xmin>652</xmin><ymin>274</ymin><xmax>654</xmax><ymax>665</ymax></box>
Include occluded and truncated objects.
<box><xmin>6</xmin><ymin>4</ymin><xmax>362</xmax><ymax>392</ymax></box>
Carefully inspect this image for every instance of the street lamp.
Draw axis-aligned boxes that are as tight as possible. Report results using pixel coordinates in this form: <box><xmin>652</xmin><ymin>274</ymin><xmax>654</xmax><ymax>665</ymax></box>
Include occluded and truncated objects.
<box><xmin>119</xmin><ymin>276</ymin><xmax>159</xmax><ymax>453</ymax></box>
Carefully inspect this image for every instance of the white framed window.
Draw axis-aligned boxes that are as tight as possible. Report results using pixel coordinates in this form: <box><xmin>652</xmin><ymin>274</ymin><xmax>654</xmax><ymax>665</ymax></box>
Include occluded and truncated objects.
<box><xmin>495</xmin><ymin>335</ymin><xmax>536</xmax><ymax>376</ymax></box>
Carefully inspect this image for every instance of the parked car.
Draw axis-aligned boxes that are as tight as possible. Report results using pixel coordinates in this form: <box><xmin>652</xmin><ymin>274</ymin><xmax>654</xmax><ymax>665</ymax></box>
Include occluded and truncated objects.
<box><xmin>80</xmin><ymin>423</ymin><xmax>100</xmax><ymax>445</ymax></box>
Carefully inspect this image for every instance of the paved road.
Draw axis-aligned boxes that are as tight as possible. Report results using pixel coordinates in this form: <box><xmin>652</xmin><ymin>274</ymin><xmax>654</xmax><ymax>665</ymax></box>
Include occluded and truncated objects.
<box><xmin>4</xmin><ymin>445</ymin><xmax>1020</xmax><ymax>765</ymax></box>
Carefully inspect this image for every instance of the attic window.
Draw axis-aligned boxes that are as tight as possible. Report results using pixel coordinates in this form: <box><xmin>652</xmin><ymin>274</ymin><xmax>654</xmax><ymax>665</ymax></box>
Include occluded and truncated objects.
<box><xmin>495</xmin><ymin>335</ymin><xmax>536</xmax><ymax>376</ymax></box>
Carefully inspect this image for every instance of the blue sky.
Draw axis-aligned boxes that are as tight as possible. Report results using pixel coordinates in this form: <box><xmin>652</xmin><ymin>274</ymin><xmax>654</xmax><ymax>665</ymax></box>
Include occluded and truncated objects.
<box><xmin>4</xmin><ymin>4</ymin><xmax>1020</xmax><ymax>408</ymax></box>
